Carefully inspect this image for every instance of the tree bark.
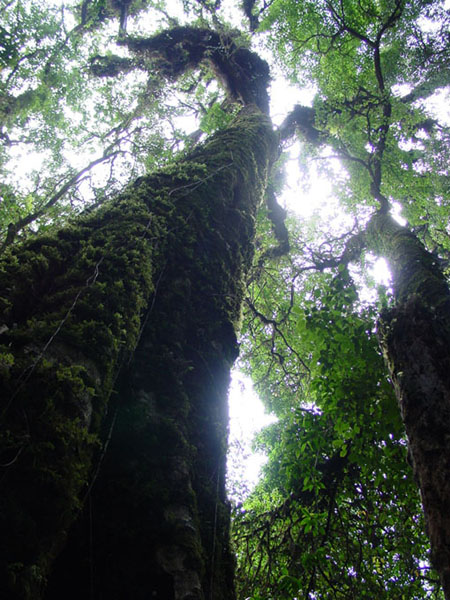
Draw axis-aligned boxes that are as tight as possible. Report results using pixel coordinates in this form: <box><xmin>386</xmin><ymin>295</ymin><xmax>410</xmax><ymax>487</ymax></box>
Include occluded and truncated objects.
<box><xmin>0</xmin><ymin>106</ymin><xmax>276</xmax><ymax>600</ymax></box>
<box><xmin>368</xmin><ymin>212</ymin><xmax>450</xmax><ymax>598</ymax></box>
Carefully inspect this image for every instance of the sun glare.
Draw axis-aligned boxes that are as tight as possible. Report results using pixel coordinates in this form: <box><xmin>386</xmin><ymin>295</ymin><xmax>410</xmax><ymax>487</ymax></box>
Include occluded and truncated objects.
<box><xmin>227</xmin><ymin>371</ymin><xmax>277</xmax><ymax>501</ymax></box>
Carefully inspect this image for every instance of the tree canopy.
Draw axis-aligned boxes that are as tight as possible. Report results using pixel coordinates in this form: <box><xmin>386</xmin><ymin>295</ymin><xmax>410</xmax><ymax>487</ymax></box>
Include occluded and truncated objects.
<box><xmin>0</xmin><ymin>0</ymin><xmax>449</xmax><ymax>598</ymax></box>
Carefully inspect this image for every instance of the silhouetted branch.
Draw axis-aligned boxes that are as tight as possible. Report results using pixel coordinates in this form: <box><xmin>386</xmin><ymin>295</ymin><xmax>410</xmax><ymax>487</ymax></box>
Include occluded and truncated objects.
<box><xmin>0</xmin><ymin>151</ymin><xmax>120</xmax><ymax>253</ymax></box>
<box><xmin>120</xmin><ymin>26</ymin><xmax>271</xmax><ymax>112</ymax></box>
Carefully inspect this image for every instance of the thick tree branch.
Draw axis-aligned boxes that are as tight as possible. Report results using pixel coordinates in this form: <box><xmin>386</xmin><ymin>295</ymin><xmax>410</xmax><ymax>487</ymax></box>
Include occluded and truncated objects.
<box><xmin>242</xmin><ymin>0</ymin><xmax>260</xmax><ymax>31</ymax></box>
<box><xmin>90</xmin><ymin>54</ymin><xmax>138</xmax><ymax>77</ymax></box>
<box><xmin>120</xmin><ymin>26</ymin><xmax>271</xmax><ymax>112</ymax></box>
<box><xmin>278</xmin><ymin>105</ymin><xmax>322</xmax><ymax>144</ymax></box>
<box><xmin>262</xmin><ymin>183</ymin><xmax>290</xmax><ymax>260</ymax></box>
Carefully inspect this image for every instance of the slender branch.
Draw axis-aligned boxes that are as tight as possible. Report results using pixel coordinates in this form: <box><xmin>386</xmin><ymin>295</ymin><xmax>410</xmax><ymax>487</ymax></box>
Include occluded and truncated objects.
<box><xmin>376</xmin><ymin>0</ymin><xmax>404</xmax><ymax>44</ymax></box>
<box><xmin>325</xmin><ymin>0</ymin><xmax>375</xmax><ymax>47</ymax></box>
<box><xmin>244</xmin><ymin>297</ymin><xmax>311</xmax><ymax>375</ymax></box>
<box><xmin>0</xmin><ymin>151</ymin><xmax>120</xmax><ymax>252</ymax></box>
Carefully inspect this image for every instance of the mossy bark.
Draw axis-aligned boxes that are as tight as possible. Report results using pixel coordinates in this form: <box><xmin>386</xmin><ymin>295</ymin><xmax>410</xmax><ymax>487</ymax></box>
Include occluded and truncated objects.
<box><xmin>0</xmin><ymin>105</ymin><xmax>277</xmax><ymax>600</ymax></box>
<box><xmin>367</xmin><ymin>213</ymin><xmax>450</xmax><ymax>598</ymax></box>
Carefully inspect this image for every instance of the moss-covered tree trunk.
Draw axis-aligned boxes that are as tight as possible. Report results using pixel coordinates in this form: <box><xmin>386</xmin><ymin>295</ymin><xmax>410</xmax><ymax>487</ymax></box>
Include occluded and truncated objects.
<box><xmin>0</xmin><ymin>106</ymin><xmax>276</xmax><ymax>600</ymax></box>
<box><xmin>368</xmin><ymin>213</ymin><xmax>450</xmax><ymax>598</ymax></box>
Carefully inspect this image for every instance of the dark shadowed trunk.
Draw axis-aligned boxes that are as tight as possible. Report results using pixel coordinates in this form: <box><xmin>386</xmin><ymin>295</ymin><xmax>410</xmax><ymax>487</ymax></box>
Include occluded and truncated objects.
<box><xmin>368</xmin><ymin>212</ymin><xmax>450</xmax><ymax>599</ymax></box>
<box><xmin>0</xmin><ymin>106</ymin><xmax>276</xmax><ymax>600</ymax></box>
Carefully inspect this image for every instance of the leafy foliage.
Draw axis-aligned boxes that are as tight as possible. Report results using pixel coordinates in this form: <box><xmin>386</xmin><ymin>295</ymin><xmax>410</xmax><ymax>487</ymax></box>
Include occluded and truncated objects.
<box><xmin>225</xmin><ymin>2</ymin><xmax>450</xmax><ymax>598</ymax></box>
<box><xmin>1</xmin><ymin>0</ymin><xmax>449</xmax><ymax>598</ymax></box>
<box><xmin>0</xmin><ymin>0</ymin><xmax>211</xmax><ymax>247</ymax></box>
<box><xmin>234</xmin><ymin>257</ymin><xmax>443</xmax><ymax>598</ymax></box>
<box><xmin>260</xmin><ymin>0</ymin><xmax>450</xmax><ymax>258</ymax></box>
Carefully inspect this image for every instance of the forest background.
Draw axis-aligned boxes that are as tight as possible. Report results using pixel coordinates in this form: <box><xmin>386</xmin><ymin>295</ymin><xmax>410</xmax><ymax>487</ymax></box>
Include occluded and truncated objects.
<box><xmin>0</xmin><ymin>0</ymin><xmax>449</xmax><ymax>599</ymax></box>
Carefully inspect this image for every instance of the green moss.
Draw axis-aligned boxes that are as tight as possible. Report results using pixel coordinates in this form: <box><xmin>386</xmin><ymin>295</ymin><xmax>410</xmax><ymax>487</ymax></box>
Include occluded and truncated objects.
<box><xmin>1</xmin><ymin>107</ymin><xmax>276</xmax><ymax>599</ymax></box>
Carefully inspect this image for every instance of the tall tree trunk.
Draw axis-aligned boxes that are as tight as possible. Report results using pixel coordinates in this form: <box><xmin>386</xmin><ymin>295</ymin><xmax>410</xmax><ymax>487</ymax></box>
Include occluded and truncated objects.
<box><xmin>368</xmin><ymin>212</ymin><xmax>450</xmax><ymax>598</ymax></box>
<box><xmin>0</xmin><ymin>105</ymin><xmax>276</xmax><ymax>600</ymax></box>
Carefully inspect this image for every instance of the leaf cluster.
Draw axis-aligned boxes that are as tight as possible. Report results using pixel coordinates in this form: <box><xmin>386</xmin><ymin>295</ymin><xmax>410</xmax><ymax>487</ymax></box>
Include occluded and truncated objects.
<box><xmin>234</xmin><ymin>249</ymin><xmax>443</xmax><ymax>599</ymax></box>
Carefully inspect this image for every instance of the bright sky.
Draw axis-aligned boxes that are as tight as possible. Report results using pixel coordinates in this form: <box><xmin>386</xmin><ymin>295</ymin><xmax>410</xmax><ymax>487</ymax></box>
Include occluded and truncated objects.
<box><xmin>227</xmin><ymin>372</ymin><xmax>277</xmax><ymax>501</ymax></box>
